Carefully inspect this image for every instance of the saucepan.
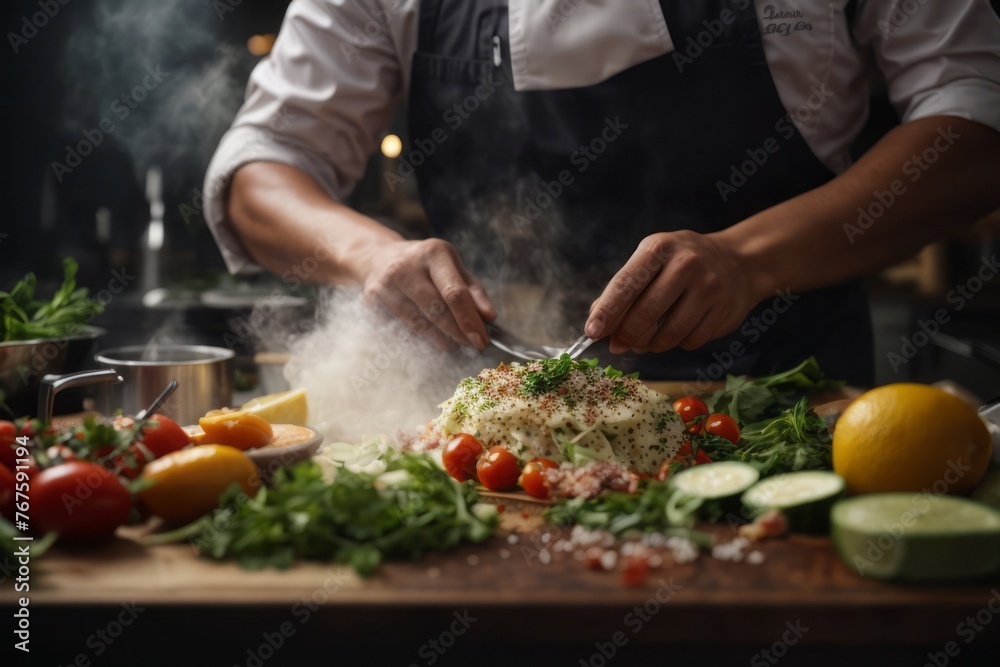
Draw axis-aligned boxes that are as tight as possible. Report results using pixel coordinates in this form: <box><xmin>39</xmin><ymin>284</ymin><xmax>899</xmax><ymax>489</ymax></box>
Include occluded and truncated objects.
<box><xmin>95</xmin><ymin>345</ymin><xmax>234</xmax><ymax>425</ymax></box>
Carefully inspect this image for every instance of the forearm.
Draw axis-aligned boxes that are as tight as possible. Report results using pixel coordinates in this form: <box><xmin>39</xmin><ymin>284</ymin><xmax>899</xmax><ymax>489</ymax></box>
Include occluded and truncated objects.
<box><xmin>227</xmin><ymin>161</ymin><xmax>402</xmax><ymax>284</ymax></box>
<box><xmin>720</xmin><ymin>116</ymin><xmax>1000</xmax><ymax>300</ymax></box>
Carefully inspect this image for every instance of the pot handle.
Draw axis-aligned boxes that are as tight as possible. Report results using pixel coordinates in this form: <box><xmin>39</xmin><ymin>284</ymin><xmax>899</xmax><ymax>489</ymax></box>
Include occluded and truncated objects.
<box><xmin>37</xmin><ymin>369</ymin><xmax>124</xmax><ymax>423</ymax></box>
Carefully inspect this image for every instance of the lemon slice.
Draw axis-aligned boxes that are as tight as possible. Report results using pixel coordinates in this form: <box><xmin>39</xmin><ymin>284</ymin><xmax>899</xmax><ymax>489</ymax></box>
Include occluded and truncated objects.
<box><xmin>241</xmin><ymin>388</ymin><xmax>308</xmax><ymax>426</ymax></box>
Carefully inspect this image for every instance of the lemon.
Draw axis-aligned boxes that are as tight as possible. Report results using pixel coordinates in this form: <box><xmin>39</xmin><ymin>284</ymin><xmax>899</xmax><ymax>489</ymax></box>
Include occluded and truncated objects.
<box><xmin>833</xmin><ymin>383</ymin><xmax>992</xmax><ymax>495</ymax></box>
<box><xmin>241</xmin><ymin>388</ymin><xmax>309</xmax><ymax>426</ymax></box>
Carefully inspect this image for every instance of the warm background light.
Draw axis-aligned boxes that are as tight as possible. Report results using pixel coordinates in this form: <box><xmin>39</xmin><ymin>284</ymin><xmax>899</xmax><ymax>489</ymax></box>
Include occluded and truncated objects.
<box><xmin>380</xmin><ymin>134</ymin><xmax>402</xmax><ymax>158</ymax></box>
<box><xmin>247</xmin><ymin>34</ymin><xmax>277</xmax><ymax>56</ymax></box>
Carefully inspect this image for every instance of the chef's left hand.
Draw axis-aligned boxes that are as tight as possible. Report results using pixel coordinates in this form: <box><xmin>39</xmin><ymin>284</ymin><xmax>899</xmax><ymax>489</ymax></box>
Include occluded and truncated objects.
<box><xmin>584</xmin><ymin>231</ymin><xmax>762</xmax><ymax>354</ymax></box>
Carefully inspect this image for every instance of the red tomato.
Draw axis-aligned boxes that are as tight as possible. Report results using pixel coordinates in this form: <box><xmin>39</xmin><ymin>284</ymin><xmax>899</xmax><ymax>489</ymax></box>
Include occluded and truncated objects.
<box><xmin>110</xmin><ymin>445</ymin><xmax>149</xmax><ymax>480</ymax></box>
<box><xmin>0</xmin><ymin>464</ymin><xmax>14</xmax><ymax>520</ymax></box>
<box><xmin>137</xmin><ymin>414</ymin><xmax>191</xmax><ymax>459</ymax></box>
<box><xmin>31</xmin><ymin>462</ymin><xmax>131</xmax><ymax>541</ymax></box>
<box><xmin>672</xmin><ymin>397</ymin><xmax>708</xmax><ymax>424</ymax></box>
<box><xmin>476</xmin><ymin>446</ymin><xmax>521</xmax><ymax>491</ymax></box>
<box><xmin>0</xmin><ymin>421</ymin><xmax>18</xmax><ymax>470</ymax></box>
<box><xmin>656</xmin><ymin>443</ymin><xmax>712</xmax><ymax>481</ymax></box>
<box><xmin>519</xmin><ymin>460</ymin><xmax>556</xmax><ymax>499</ymax></box>
<box><xmin>442</xmin><ymin>434</ymin><xmax>484</xmax><ymax>482</ymax></box>
<box><xmin>622</xmin><ymin>554</ymin><xmax>650</xmax><ymax>587</ymax></box>
<box><xmin>705</xmin><ymin>414</ymin><xmax>741</xmax><ymax>444</ymax></box>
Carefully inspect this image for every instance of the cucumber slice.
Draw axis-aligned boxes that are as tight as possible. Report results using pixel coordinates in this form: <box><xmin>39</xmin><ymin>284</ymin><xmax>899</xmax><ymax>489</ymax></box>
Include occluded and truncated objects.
<box><xmin>670</xmin><ymin>461</ymin><xmax>760</xmax><ymax>522</ymax></box>
<box><xmin>832</xmin><ymin>493</ymin><xmax>1000</xmax><ymax>581</ymax></box>
<box><xmin>971</xmin><ymin>467</ymin><xmax>1000</xmax><ymax>510</ymax></box>
<box><xmin>741</xmin><ymin>471</ymin><xmax>845</xmax><ymax>534</ymax></box>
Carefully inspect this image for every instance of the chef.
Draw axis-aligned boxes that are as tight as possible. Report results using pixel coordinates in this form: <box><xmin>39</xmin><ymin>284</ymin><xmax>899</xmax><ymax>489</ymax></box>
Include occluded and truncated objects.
<box><xmin>205</xmin><ymin>0</ymin><xmax>1000</xmax><ymax>386</ymax></box>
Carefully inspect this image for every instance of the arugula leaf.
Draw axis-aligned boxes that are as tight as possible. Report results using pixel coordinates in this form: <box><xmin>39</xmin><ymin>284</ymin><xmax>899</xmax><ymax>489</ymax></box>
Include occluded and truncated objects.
<box><xmin>191</xmin><ymin>453</ymin><xmax>499</xmax><ymax>577</ymax></box>
<box><xmin>705</xmin><ymin>357</ymin><xmax>840</xmax><ymax>423</ymax></box>
<box><xmin>700</xmin><ymin>398</ymin><xmax>832</xmax><ymax>476</ymax></box>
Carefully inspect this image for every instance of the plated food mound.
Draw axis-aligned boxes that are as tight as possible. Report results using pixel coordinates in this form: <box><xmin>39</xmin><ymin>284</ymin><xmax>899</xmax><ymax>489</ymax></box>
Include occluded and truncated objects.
<box><xmin>419</xmin><ymin>356</ymin><xmax>685</xmax><ymax>474</ymax></box>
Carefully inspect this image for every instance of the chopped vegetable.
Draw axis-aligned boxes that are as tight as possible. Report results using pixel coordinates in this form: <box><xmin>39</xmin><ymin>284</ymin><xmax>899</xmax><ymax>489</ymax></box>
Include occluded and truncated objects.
<box><xmin>546</xmin><ymin>479</ymin><xmax>711</xmax><ymax>547</ymax></box>
<box><xmin>832</xmin><ymin>493</ymin><xmax>1000</xmax><ymax>580</ymax></box>
<box><xmin>0</xmin><ymin>258</ymin><xmax>103</xmax><ymax>342</ymax></box>
<box><xmin>669</xmin><ymin>461</ymin><xmax>760</xmax><ymax>522</ymax></box>
<box><xmin>190</xmin><ymin>452</ymin><xmax>498</xmax><ymax>576</ymax></box>
<box><xmin>742</xmin><ymin>470</ymin><xmax>845</xmax><ymax>534</ymax></box>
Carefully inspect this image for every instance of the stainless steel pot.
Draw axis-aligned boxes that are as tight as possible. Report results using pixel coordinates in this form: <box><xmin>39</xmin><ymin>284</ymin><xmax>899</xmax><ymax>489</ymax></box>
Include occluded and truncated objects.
<box><xmin>95</xmin><ymin>345</ymin><xmax>234</xmax><ymax>425</ymax></box>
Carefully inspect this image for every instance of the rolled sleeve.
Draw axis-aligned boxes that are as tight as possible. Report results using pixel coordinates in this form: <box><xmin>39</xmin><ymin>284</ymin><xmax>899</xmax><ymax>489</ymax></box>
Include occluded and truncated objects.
<box><xmin>203</xmin><ymin>0</ymin><xmax>415</xmax><ymax>274</ymax></box>
<box><xmin>855</xmin><ymin>0</ymin><xmax>1000</xmax><ymax>134</ymax></box>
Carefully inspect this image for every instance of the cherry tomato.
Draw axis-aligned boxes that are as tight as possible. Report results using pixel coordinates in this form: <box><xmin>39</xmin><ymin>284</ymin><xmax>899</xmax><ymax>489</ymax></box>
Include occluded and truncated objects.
<box><xmin>137</xmin><ymin>414</ymin><xmax>191</xmax><ymax>459</ymax></box>
<box><xmin>0</xmin><ymin>464</ymin><xmax>14</xmax><ymax>520</ymax></box>
<box><xmin>0</xmin><ymin>421</ymin><xmax>18</xmax><ymax>470</ymax></box>
<box><xmin>442</xmin><ymin>434</ymin><xmax>484</xmax><ymax>482</ymax></box>
<box><xmin>672</xmin><ymin>397</ymin><xmax>708</xmax><ymax>424</ymax></box>
<box><xmin>519</xmin><ymin>458</ymin><xmax>558</xmax><ymax>499</ymax></box>
<box><xmin>199</xmin><ymin>410</ymin><xmax>273</xmax><ymax>451</ymax></box>
<box><xmin>110</xmin><ymin>445</ymin><xmax>150</xmax><ymax>480</ymax></box>
<box><xmin>31</xmin><ymin>462</ymin><xmax>131</xmax><ymax>541</ymax></box>
<box><xmin>705</xmin><ymin>413</ymin><xmax>741</xmax><ymax>444</ymax></box>
<box><xmin>476</xmin><ymin>446</ymin><xmax>521</xmax><ymax>491</ymax></box>
<box><xmin>622</xmin><ymin>554</ymin><xmax>650</xmax><ymax>587</ymax></box>
<box><xmin>656</xmin><ymin>443</ymin><xmax>712</xmax><ymax>481</ymax></box>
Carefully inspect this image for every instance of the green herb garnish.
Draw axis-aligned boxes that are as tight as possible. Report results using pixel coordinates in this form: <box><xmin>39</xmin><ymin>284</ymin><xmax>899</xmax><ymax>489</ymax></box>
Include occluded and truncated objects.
<box><xmin>189</xmin><ymin>452</ymin><xmax>498</xmax><ymax>577</ymax></box>
<box><xmin>546</xmin><ymin>480</ymin><xmax>711</xmax><ymax>547</ymax></box>
<box><xmin>704</xmin><ymin>357</ymin><xmax>839</xmax><ymax>424</ymax></box>
<box><xmin>699</xmin><ymin>397</ymin><xmax>832</xmax><ymax>476</ymax></box>
<box><xmin>0</xmin><ymin>258</ymin><xmax>104</xmax><ymax>342</ymax></box>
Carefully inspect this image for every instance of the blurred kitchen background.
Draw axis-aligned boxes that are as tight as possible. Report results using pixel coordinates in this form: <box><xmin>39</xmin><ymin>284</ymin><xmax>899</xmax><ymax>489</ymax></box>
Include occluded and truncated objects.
<box><xmin>1</xmin><ymin>0</ymin><xmax>999</xmax><ymax>404</ymax></box>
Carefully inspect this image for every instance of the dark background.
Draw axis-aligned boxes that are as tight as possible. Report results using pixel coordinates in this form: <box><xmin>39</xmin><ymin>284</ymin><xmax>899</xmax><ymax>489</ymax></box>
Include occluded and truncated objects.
<box><xmin>1</xmin><ymin>0</ymin><xmax>999</xmax><ymax>397</ymax></box>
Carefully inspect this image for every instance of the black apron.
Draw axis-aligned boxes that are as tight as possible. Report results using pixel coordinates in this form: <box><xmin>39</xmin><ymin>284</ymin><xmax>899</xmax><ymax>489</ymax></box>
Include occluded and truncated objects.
<box><xmin>407</xmin><ymin>0</ymin><xmax>874</xmax><ymax>387</ymax></box>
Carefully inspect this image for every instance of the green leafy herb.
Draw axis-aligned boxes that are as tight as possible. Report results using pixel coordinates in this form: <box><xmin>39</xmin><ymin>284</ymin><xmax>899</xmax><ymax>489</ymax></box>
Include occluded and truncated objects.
<box><xmin>705</xmin><ymin>357</ymin><xmax>840</xmax><ymax>424</ymax></box>
<box><xmin>190</xmin><ymin>453</ymin><xmax>499</xmax><ymax>577</ymax></box>
<box><xmin>699</xmin><ymin>398</ymin><xmax>832</xmax><ymax>476</ymax></box>
<box><xmin>521</xmin><ymin>355</ymin><xmax>599</xmax><ymax>396</ymax></box>
<box><xmin>0</xmin><ymin>258</ymin><xmax>103</xmax><ymax>342</ymax></box>
<box><xmin>546</xmin><ymin>480</ymin><xmax>712</xmax><ymax>547</ymax></box>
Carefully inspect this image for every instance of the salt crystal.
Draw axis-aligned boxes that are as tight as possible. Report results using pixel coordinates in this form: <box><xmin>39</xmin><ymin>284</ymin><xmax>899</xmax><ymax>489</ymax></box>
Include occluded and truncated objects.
<box><xmin>600</xmin><ymin>550</ymin><xmax>618</xmax><ymax>570</ymax></box>
<box><xmin>746</xmin><ymin>550</ymin><xmax>765</xmax><ymax>565</ymax></box>
<box><xmin>507</xmin><ymin>534</ymin><xmax>520</xmax><ymax>544</ymax></box>
<box><xmin>538</xmin><ymin>549</ymin><xmax>552</xmax><ymax>565</ymax></box>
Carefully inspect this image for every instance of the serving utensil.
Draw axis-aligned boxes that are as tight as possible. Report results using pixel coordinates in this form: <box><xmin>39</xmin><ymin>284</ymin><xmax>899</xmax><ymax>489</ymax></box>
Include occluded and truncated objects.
<box><xmin>485</xmin><ymin>323</ymin><xmax>562</xmax><ymax>362</ymax></box>
<box><xmin>560</xmin><ymin>333</ymin><xmax>596</xmax><ymax>360</ymax></box>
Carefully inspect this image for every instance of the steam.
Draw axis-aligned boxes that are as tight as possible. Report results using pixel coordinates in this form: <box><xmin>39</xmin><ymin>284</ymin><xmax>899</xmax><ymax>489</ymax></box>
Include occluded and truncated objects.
<box><xmin>283</xmin><ymin>288</ymin><xmax>494</xmax><ymax>445</ymax></box>
<box><xmin>61</xmin><ymin>0</ymin><xmax>251</xmax><ymax>179</ymax></box>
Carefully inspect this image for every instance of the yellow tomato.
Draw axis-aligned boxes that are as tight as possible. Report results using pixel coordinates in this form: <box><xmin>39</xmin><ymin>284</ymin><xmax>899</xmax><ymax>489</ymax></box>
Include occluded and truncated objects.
<box><xmin>198</xmin><ymin>409</ymin><xmax>273</xmax><ymax>451</ymax></box>
<box><xmin>138</xmin><ymin>445</ymin><xmax>260</xmax><ymax>525</ymax></box>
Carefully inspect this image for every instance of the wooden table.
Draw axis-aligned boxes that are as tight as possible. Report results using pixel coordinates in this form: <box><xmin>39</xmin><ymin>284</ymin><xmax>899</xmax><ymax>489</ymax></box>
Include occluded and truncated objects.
<box><xmin>5</xmin><ymin>382</ymin><xmax>999</xmax><ymax>665</ymax></box>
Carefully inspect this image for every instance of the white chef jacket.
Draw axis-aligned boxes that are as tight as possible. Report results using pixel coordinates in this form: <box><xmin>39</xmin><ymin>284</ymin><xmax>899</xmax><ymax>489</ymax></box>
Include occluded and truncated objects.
<box><xmin>204</xmin><ymin>0</ymin><xmax>1000</xmax><ymax>275</ymax></box>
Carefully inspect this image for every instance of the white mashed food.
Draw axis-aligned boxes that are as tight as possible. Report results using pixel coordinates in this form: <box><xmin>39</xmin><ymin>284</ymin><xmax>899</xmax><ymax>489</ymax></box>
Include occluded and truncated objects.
<box><xmin>417</xmin><ymin>358</ymin><xmax>686</xmax><ymax>473</ymax></box>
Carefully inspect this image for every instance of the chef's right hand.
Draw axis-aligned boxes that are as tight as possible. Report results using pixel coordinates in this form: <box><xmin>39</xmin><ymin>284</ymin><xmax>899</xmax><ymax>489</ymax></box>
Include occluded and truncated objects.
<box><xmin>361</xmin><ymin>239</ymin><xmax>496</xmax><ymax>350</ymax></box>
